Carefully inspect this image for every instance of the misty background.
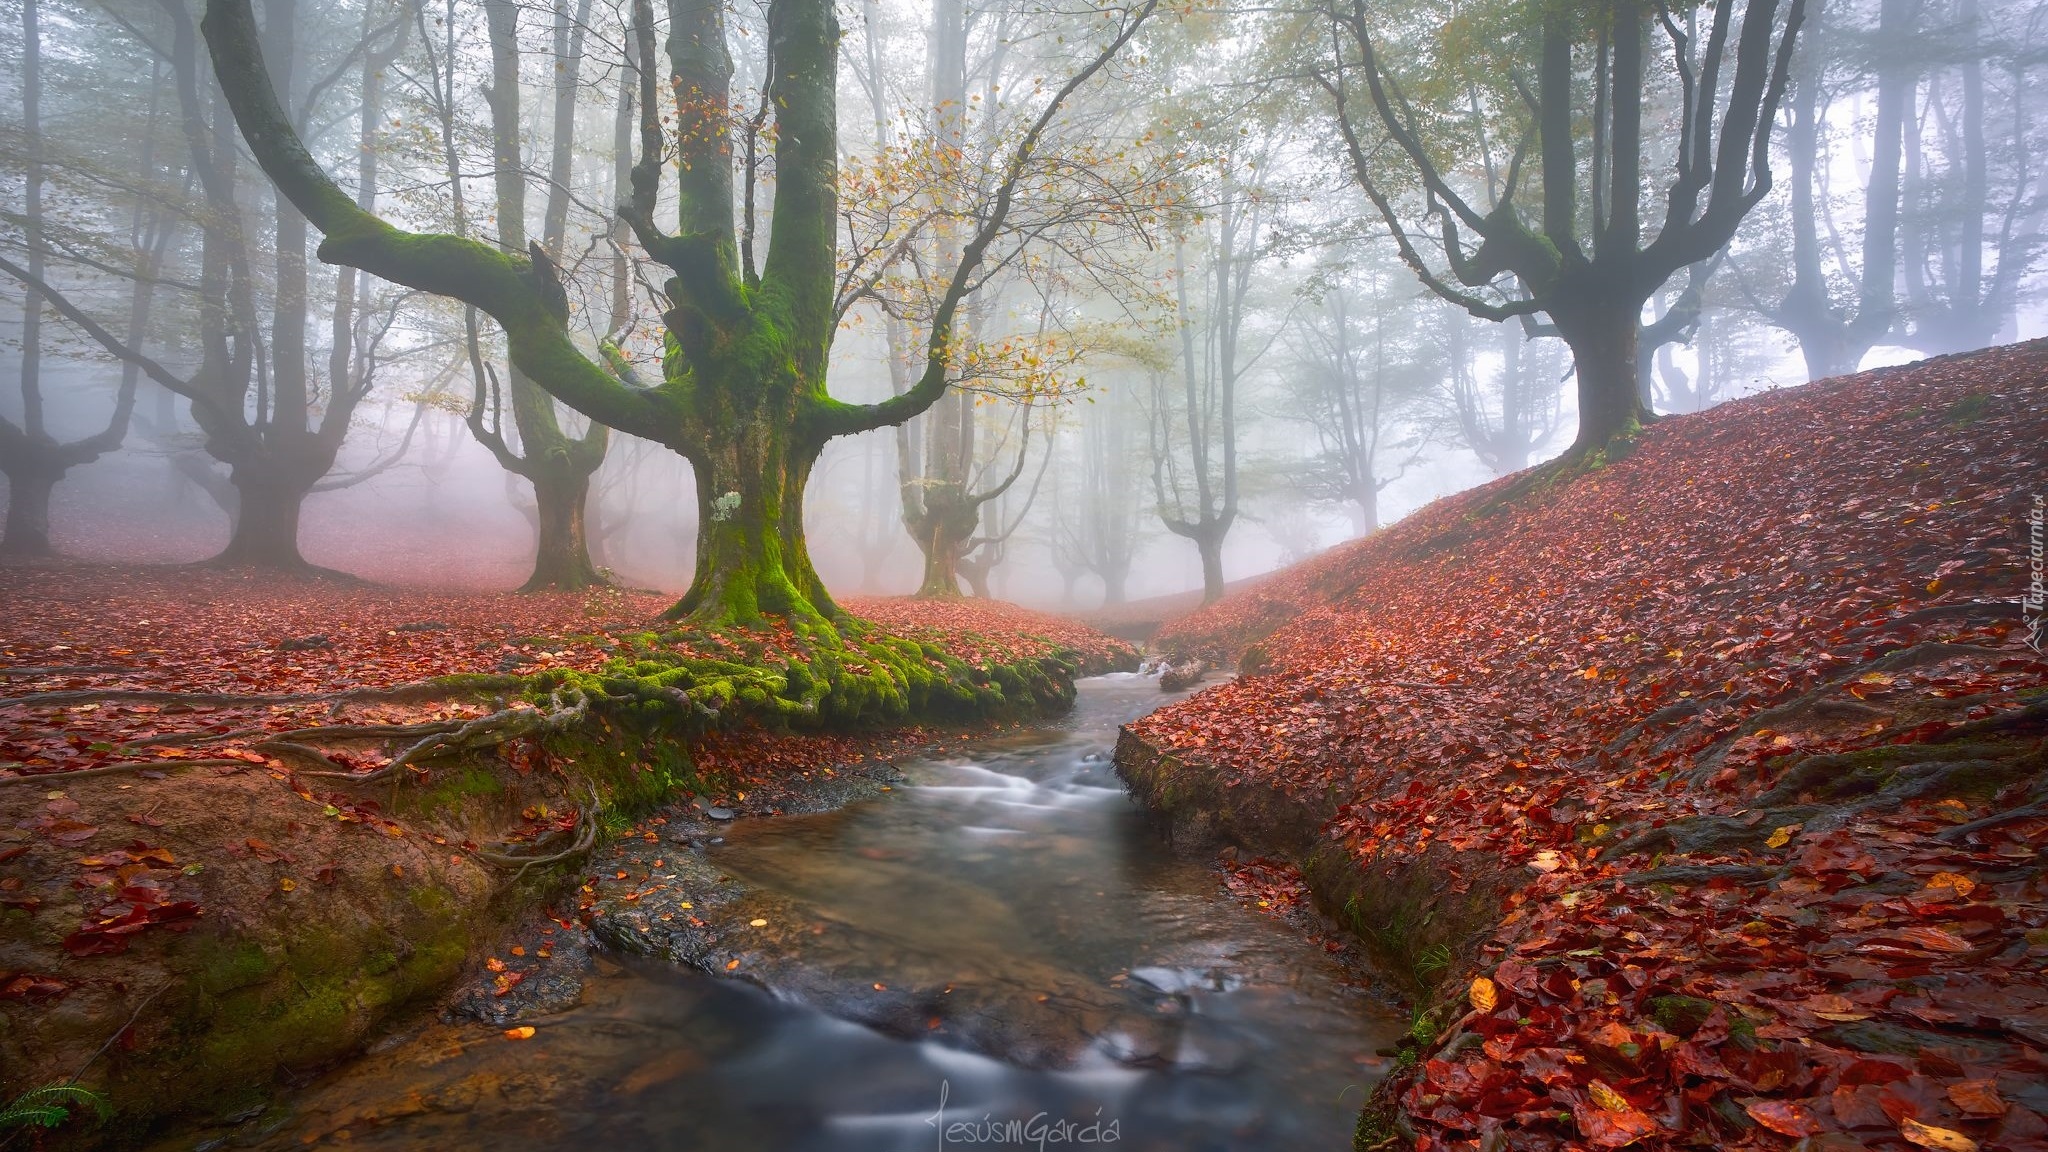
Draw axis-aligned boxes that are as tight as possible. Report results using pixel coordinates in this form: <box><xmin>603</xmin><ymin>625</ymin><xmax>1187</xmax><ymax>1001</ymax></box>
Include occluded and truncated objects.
<box><xmin>2</xmin><ymin>0</ymin><xmax>2042</xmax><ymax>608</ymax></box>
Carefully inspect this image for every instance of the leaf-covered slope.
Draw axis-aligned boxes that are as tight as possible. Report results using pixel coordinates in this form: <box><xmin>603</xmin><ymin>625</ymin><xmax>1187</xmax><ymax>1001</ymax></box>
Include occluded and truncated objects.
<box><xmin>1125</xmin><ymin>340</ymin><xmax>2048</xmax><ymax>1151</ymax></box>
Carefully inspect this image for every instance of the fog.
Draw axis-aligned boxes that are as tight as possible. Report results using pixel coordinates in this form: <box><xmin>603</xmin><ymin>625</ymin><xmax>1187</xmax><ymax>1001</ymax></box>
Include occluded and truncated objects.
<box><xmin>4</xmin><ymin>0</ymin><xmax>2043</xmax><ymax>613</ymax></box>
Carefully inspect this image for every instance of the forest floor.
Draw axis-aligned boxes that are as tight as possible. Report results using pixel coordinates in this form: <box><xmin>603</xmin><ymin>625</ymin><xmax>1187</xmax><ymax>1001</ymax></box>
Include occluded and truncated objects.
<box><xmin>0</xmin><ymin>571</ymin><xmax>1132</xmax><ymax>1140</ymax></box>
<box><xmin>1121</xmin><ymin>340</ymin><xmax>2048</xmax><ymax>1152</ymax></box>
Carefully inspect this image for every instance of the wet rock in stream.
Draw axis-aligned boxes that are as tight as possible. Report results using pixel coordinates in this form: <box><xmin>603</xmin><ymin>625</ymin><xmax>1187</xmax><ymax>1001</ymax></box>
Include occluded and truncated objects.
<box><xmin>447</xmin><ymin>912</ymin><xmax>599</xmax><ymax>1026</ymax></box>
<box><xmin>583</xmin><ymin>820</ymin><xmax>1239</xmax><ymax>1073</ymax></box>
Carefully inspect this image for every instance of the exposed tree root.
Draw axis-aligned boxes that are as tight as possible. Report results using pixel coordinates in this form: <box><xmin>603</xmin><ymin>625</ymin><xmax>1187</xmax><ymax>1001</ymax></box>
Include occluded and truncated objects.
<box><xmin>1757</xmin><ymin>742</ymin><xmax>2021</xmax><ymax>807</ymax></box>
<box><xmin>1938</xmin><ymin>800</ymin><xmax>2048</xmax><ymax>843</ymax></box>
<box><xmin>0</xmin><ymin>675</ymin><xmax>530</xmax><ymax>713</ymax></box>
<box><xmin>267</xmin><ymin>721</ymin><xmax>465</xmax><ymax>742</ymax></box>
<box><xmin>472</xmin><ymin>790</ymin><xmax>604</xmax><ymax>880</ymax></box>
<box><xmin>1607</xmin><ymin>864</ymin><xmax>1775</xmax><ymax>888</ymax></box>
<box><xmin>2</xmin><ymin>688</ymin><xmax>335</xmax><ymax>709</ymax></box>
<box><xmin>1840</xmin><ymin>599</ymin><xmax>2022</xmax><ymax>639</ymax></box>
<box><xmin>1682</xmin><ymin>642</ymin><xmax>2024</xmax><ymax>787</ymax></box>
<box><xmin>251</xmin><ymin>741</ymin><xmax>358</xmax><ymax>775</ymax></box>
<box><xmin>114</xmin><ymin>727</ymin><xmax>267</xmax><ymax>752</ymax></box>
<box><xmin>287</xmin><ymin>690</ymin><xmax>591</xmax><ymax>784</ymax></box>
<box><xmin>1601</xmin><ymin>810</ymin><xmax>1823</xmax><ymax>861</ymax></box>
<box><xmin>0</xmin><ymin>758</ymin><xmax>256</xmax><ymax>787</ymax></box>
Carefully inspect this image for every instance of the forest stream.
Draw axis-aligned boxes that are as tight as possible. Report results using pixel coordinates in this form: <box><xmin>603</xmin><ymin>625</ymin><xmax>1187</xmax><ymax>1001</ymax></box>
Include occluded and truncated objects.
<box><xmin>181</xmin><ymin>673</ymin><xmax>1404</xmax><ymax>1152</ymax></box>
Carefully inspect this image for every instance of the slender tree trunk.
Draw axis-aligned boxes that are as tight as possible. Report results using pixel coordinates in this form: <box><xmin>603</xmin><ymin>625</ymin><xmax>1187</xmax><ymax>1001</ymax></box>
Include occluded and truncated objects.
<box><xmin>1</xmin><ymin>0</ymin><xmax>143</xmax><ymax>555</ymax></box>
<box><xmin>1352</xmin><ymin>482</ymin><xmax>1380</xmax><ymax>536</ymax></box>
<box><xmin>1776</xmin><ymin>0</ymin><xmax>1905</xmax><ymax>380</ymax></box>
<box><xmin>474</xmin><ymin>0</ymin><xmax>610</xmax><ymax>592</ymax></box>
<box><xmin>1196</xmin><ymin>528</ymin><xmax>1226</xmax><ymax>605</ymax></box>
<box><xmin>6</xmin><ymin>0</ymin><xmax>49</xmax><ymax>558</ymax></box>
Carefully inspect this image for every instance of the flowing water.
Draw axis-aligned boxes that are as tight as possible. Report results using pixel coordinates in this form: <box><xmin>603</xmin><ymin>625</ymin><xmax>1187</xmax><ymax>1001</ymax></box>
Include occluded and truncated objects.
<box><xmin>215</xmin><ymin>674</ymin><xmax>1401</xmax><ymax>1152</ymax></box>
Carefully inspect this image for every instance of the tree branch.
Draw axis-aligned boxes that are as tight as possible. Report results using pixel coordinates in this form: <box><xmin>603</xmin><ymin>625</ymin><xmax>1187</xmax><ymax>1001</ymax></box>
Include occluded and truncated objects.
<box><xmin>199</xmin><ymin>0</ymin><xmax>669</xmax><ymax>443</ymax></box>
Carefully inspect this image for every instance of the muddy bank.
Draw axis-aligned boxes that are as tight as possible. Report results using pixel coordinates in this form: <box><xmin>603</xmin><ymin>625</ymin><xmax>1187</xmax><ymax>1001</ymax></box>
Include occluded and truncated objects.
<box><xmin>1</xmin><ymin>610</ymin><xmax>1136</xmax><ymax>1145</ymax></box>
<box><xmin>1113</xmin><ymin>729</ymin><xmax>1518</xmax><ymax>998</ymax></box>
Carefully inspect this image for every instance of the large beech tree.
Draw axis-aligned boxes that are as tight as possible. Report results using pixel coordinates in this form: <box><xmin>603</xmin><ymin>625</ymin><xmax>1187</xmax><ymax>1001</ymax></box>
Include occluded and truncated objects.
<box><xmin>199</xmin><ymin>0</ymin><xmax>1155</xmax><ymax>623</ymax></box>
<box><xmin>1319</xmin><ymin>0</ymin><xmax>1806</xmax><ymax>457</ymax></box>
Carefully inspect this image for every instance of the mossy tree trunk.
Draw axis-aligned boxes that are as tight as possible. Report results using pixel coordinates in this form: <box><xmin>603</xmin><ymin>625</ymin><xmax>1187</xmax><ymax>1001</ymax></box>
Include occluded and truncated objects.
<box><xmin>527</xmin><ymin>456</ymin><xmax>602</xmax><ymax>592</ymax></box>
<box><xmin>200</xmin><ymin>0</ymin><xmax>1155</xmax><ymax>626</ymax></box>
<box><xmin>678</xmin><ymin>412</ymin><xmax>834</xmax><ymax>623</ymax></box>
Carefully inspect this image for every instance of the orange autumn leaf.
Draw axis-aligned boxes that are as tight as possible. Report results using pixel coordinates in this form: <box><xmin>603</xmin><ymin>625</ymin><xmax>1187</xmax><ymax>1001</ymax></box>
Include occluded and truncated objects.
<box><xmin>1588</xmin><ymin>1081</ymin><xmax>1632</xmax><ymax>1113</ymax></box>
<box><xmin>1897</xmin><ymin>925</ymin><xmax>1975</xmax><ymax>953</ymax></box>
<box><xmin>1744</xmin><ymin>1100</ymin><xmax>1822</xmax><ymax>1137</ymax></box>
<box><xmin>1899</xmin><ymin>1117</ymin><xmax>1979</xmax><ymax>1152</ymax></box>
<box><xmin>1923</xmin><ymin>872</ymin><xmax>1976</xmax><ymax>898</ymax></box>
<box><xmin>1469</xmin><ymin>976</ymin><xmax>1499</xmax><ymax>1013</ymax></box>
<box><xmin>1946</xmin><ymin>1079</ymin><xmax>2006</xmax><ymax>1117</ymax></box>
<box><xmin>502</xmin><ymin>1026</ymin><xmax>535</xmax><ymax>1040</ymax></box>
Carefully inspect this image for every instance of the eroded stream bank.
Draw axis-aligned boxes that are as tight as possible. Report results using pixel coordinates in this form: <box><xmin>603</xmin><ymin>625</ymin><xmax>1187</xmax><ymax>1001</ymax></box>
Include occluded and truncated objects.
<box><xmin>179</xmin><ymin>674</ymin><xmax>1401</xmax><ymax>1151</ymax></box>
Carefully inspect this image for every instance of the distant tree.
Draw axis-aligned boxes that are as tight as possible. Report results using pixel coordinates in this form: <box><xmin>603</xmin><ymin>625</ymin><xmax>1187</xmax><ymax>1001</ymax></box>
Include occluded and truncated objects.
<box><xmin>1281</xmin><ymin>258</ymin><xmax>1434</xmax><ymax>536</ymax></box>
<box><xmin>1443</xmin><ymin>310</ymin><xmax>1568</xmax><ymax>477</ymax></box>
<box><xmin>1141</xmin><ymin>74</ymin><xmax>1293</xmax><ymax>604</ymax></box>
<box><xmin>1895</xmin><ymin>0</ymin><xmax>2047</xmax><ymax>355</ymax></box>
<box><xmin>1054</xmin><ymin>380</ymin><xmax>1147</xmax><ymax>606</ymax></box>
<box><xmin>462</xmin><ymin>0</ymin><xmax>613</xmax><ymax>591</ymax></box>
<box><xmin>1766</xmin><ymin>0</ymin><xmax>1910</xmax><ymax>380</ymax></box>
<box><xmin>875</xmin><ymin>0</ymin><xmax>1173</xmax><ymax>598</ymax></box>
<box><xmin>0</xmin><ymin>0</ymin><xmax>140</xmax><ymax>557</ymax></box>
<box><xmin>3</xmin><ymin>0</ymin><xmax>417</xmax><ymax>570</ymax></box>
<box><xmin>1315</xmin><ymin>0</ymin><xmax>1807</xmax><ymax>457</ymax></box>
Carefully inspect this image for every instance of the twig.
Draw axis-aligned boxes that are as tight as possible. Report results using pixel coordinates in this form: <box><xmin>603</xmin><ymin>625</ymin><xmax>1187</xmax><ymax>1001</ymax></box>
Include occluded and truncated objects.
<box><xmin>1</xmin><ymin>689</ymin><xmax>329</xmax><ymax>709</ymax></box>
<box><xmin>267</xmin><ymin>721</ymin><xmax>463</xmax><ymax>742</ymax></box>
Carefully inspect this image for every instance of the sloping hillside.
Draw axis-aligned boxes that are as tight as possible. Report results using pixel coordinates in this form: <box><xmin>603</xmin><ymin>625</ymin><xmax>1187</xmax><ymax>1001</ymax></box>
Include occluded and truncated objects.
<box><xmin>1118</xmin><ymin>341</ymin><xmax>2048</xmax><ymax>1151</ymax></box>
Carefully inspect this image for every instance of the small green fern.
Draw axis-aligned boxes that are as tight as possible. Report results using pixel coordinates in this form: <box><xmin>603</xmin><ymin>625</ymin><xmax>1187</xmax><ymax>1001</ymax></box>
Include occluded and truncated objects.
<box><xmin>1411</xmin><ymin>943</ymin><xmax>1455</xmax><ymax>984</ymax></box>
<box><xmin>0</xmin><ymin>1084</ymin><xmax>111</xmax><ymax>1132</ymax></box>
